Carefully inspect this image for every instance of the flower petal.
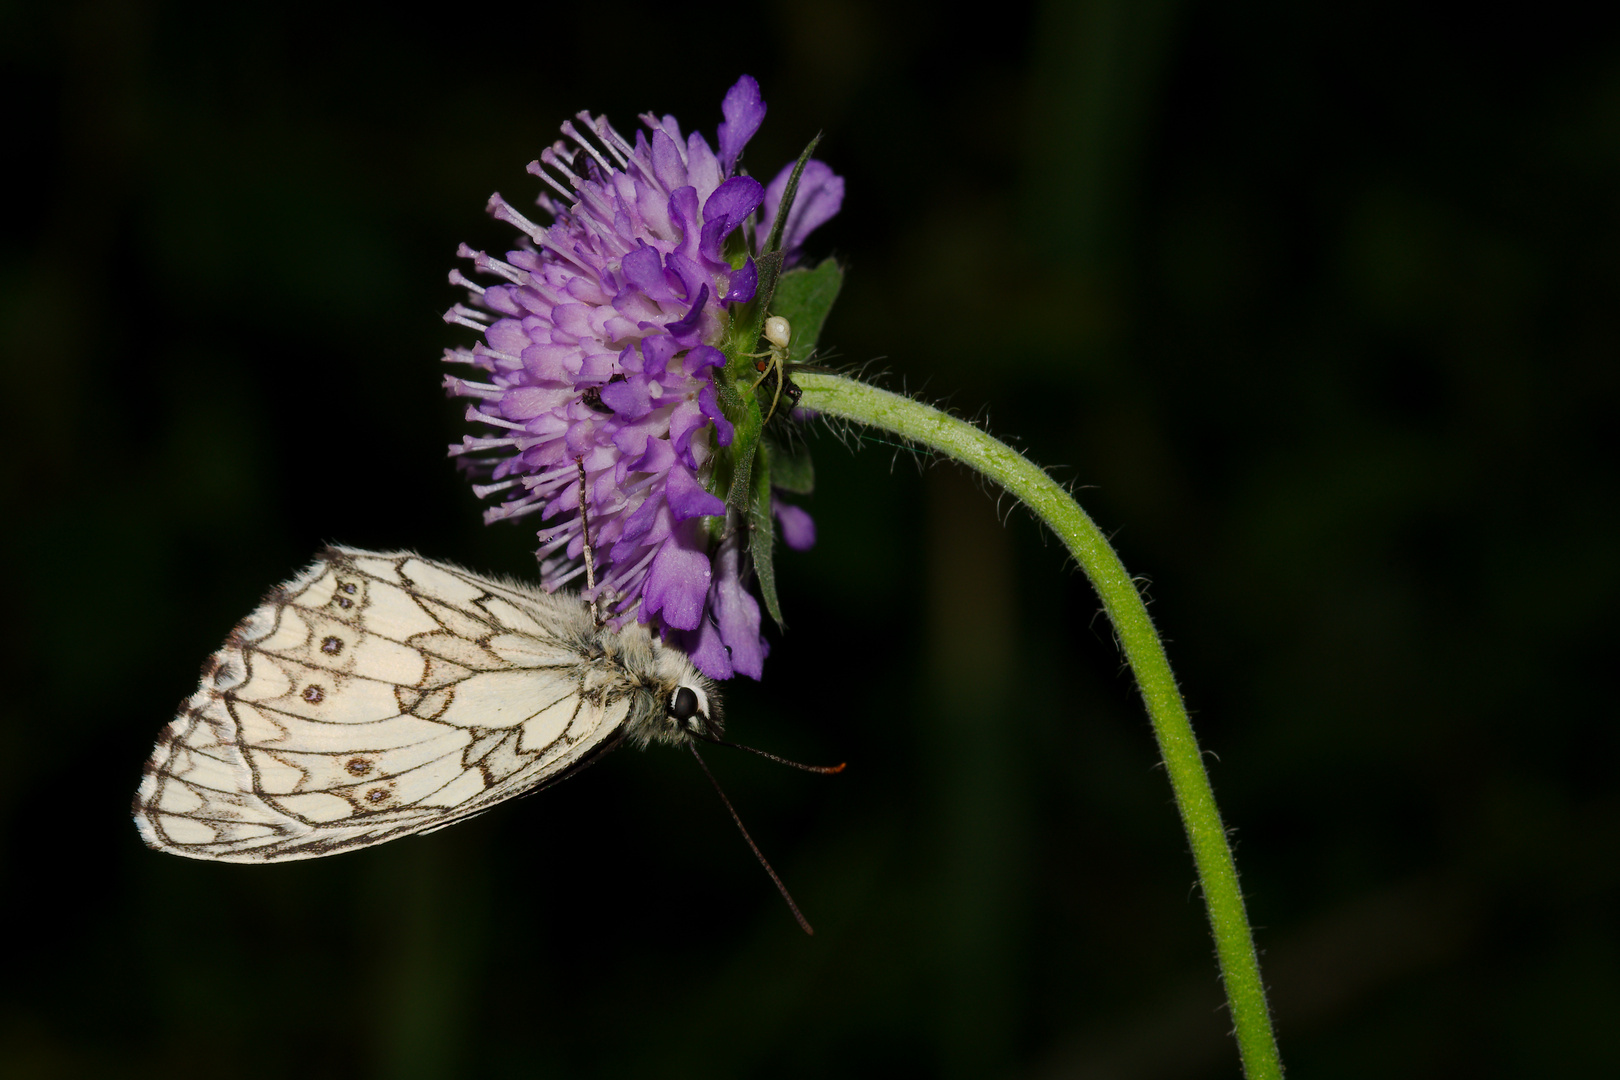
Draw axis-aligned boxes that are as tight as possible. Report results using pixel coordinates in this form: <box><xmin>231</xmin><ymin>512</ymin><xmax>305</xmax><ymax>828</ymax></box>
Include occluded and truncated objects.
<box><xmin>621</xmin><ymin>243</ymin><xmax>675</xmax><ymax>303</ymax></box>
<box><xmin>600</xmin><ymin>376</ymin><xmax>652</xmax><ymax>418</ymax></box>
<box><xmin>710</xmin><ymin>532</ymin><xmax>766</xmax><ymax>679</ymax></box>
<box><xmin>641</xmin><ymin>520</ymin><xmax>712</xmax><ymax>631</ymax></box>
<box><xmin>700</xmin><ymin>175</ymin><xmax>764</xmax><ymax>264</ymax></box>
<box><xmin>665</xmin><ymin>465</ymin><xmax>725</xmax><ymax>521</ymax></box>
<box><xmin>724</xmin><ymin>257</ymin><xmax>757</xmax><ymax>303</ymax></box>
<box><xmin>717</xmin><ymin>75</ymin><xmax>766</xmax><ymax>174</ymax></box>
<box><xmin>664</xmin><ymin>283</ymin><xmax>710</xmax><ymax>346</ymax></box>
<box><xmin>772</xmin><ymin>498</ymin><xmax>817</xmax><ymax>550</ymax></box>
<box><xmin>670</xmin><ymin>618</ymin><xmax>732</xmax><ymax>680</ymax></box>
<box><xmin>698</xmin><ymin>382</ymin><xmax>734</xmax><ymax>446</ymax></box>
<box><xmin>761</xmin><ymin>159</ymin><xmax>845</xmax><ymax>259</ymax></box>
<box><xmin>682</xmin><ymin>345</ymin><xmax>726</xmax><ymax>377</ymax></box>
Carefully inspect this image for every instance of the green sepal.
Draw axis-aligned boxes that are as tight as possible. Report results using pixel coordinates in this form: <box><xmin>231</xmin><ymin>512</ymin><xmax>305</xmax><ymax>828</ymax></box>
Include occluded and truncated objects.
<box><xmin>705</xmin><ymin>330</ymin><xmax>762</xmax><ymax>535</ymax></box>
<box><xmin>769</xmin><ymin>257</ymin><xmax>843</xmax><ymax>357</ymax></box>
<box><xmin>714</xmin><ymin>332</ymin><xmax>764</xmax><ymax>513</ymax></box>
<box><xmin>762</xmin><ymin>430</ymin><xmax>814</xmax><ymax>494</ymax></box>
<box><xmin>723</xmin><ymin>134</ymin><xmax>821</xmax><ymax>365</ymax></box>
<box><xmin>749</xmin><ymin>438</ymin><xmax>784</xmax><ymax>628</ymax></box>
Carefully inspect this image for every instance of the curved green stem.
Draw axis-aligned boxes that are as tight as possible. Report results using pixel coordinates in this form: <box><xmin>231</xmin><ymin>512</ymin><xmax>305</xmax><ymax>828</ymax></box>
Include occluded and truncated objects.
<box><xmin>796</xmin><ymin>372</ymin><xmax>1283</xmax><ymax>1080</ymax></box>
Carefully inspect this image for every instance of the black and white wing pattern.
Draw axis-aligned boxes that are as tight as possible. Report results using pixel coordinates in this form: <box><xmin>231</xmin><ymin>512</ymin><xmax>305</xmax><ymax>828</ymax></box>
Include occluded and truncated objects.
<box><xmin>134</xmin><ymin>547</ymin><xmax>719</xmax><ymax>863</ymax></box>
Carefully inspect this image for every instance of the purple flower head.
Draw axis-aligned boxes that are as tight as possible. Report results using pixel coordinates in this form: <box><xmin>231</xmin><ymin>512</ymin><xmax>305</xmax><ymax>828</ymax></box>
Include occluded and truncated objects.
<box><xmin>444</xmin><ymin>76</ymin><xmax>842</xmax><ymax>680</ymax></box>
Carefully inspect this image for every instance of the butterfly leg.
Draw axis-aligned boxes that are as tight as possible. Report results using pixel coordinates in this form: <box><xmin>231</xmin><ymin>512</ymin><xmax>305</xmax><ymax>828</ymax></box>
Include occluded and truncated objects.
<box><xmin>576</xmin><ymin>457</ymin><xmax>602</xmax><ymax>628</ymax></box>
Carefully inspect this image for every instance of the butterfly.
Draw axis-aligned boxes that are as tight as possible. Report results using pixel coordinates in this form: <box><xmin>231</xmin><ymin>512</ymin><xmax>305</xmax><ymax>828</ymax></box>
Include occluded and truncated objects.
<box><xmin>132</xmin><ymin>546</ymin><xmax>723</xmax><ymax>865</ymax></box>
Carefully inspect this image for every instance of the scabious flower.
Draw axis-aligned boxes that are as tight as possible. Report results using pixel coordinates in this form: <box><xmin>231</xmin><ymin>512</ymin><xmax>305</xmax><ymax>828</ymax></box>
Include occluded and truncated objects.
<box><xmin>443</xmin><ymin>76</ymin><xmax>843</xmax><ymax>680</ymax></box>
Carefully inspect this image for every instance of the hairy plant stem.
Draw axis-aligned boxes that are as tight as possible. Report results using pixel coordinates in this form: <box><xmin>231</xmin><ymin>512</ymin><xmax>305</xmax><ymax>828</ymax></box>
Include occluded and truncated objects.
<box><xmin>795</xmin><ymin>372</ymin><xmax>1283</xmax><ymax>1080</ymax></box>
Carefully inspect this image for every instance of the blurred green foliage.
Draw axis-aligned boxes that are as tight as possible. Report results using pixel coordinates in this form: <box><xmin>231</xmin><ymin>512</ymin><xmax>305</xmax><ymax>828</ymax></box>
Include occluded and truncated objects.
<box><xmin>2</xmin><ymin>0</ymin><xmax>1618</xmax><ymax>1077</ymax></box>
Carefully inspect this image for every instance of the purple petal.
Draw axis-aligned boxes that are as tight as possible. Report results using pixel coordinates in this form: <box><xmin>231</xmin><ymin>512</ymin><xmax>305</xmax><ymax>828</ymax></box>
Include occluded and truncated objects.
<box><xmin>670</xmin><ymin>618</ymin><xmax>732</xmax><ymax>680</ymax></box>
<box><xmin>685</xmin><ymin>132</ymin><xmax>721</xmax><ymax>200</ymax></box>
<box><xmin>669</xmin><ymin>400</ymin><xmax>709</xmax><ymax>466</ymax></box>
<box><xmin>716</xmin><ymin>75</ymin><xmax>766</xmax><ymax>175</ymax></box>
<box><xmin>682</xmin><ymin>345</ymin><xmax>726</xmax><ymax>376</ymax></box>
<box><xmin>664</xmin><ymin>283</ymin><xmax>709</xmax><ymax>345</ymax></box>
<box><xmin>650</xmin><ymin>127</ymin><xmax>689</xmax><ymax>192</ymax></box>
<box><xmin>600</xmin><ymin>376</ymin><xmax>652</xmax><ymax>418</ymax></box>
<box><xmin>621</xmin><ymin>243</ymin><xmax>675</xmax><ymax>303</ymax></box>
<box><xmin>521</xmin><ymin>343</ymin><xmax>574</xmax><ymax>381</ymax></box>
<box><xmin>480</xmin><ymin>286</ymin><xmax>524</xmax><ymax>317</ymax></box>
<box><xmin>629</xmin><ymin>434</ymin><xmax>675</xmax><ymax>475</ymax></box>
<box><xmin>576</xmin><ymin>351</ymin><xmax>616</xmax><ymax>381</ymax></box>
<box><xmin>486</xmin><ymin>319</ymin><xmax>532</xmax><ymax>355</ymax></box>
<box><xmin>641</xmin><ymin>520</ymin><xmax>712</xmax><ymax>631</ymax></box>
<box><xmin>699</xmin><ymin>175</ymin><xmax>764</xmax><ymax>263</ymax></box>
<box><xmin>760</xmin><ymin>159</ymin><xmax>845</xmax><ymax>258</ymax></box>
<box><xmin>500</xmin><ymin>387</ymin><xmax>554</xmax><ymax>420</ymax></box>
<box><xmin>663</xmin><ymin>252</ymin><xmax>709</xmax><ymax>309</ymax></box>
<box><xmin>724</xmin><ymin>257</ymin><xmax>757</xmax><ymax>303</ymax></box>
<box><xmin>639</xmin><ymin>333</ymin><xmax>680</xmax><ymax>376</ymax></box>
<box><xmin>610</xmin><ymin>494</ymin><xmax>664</xmax><ymax>559</ymax></box>
<box><xmin>665</xmin><ymin>465</ymin><xmax>726</xmax><ymax>521</ymax></box>
<box><xmin>772</xmin><ymin>498</ymin><xmax>817</xmax><ymax>550</ymax></box>
<box><xmin>668</xmin><ymin>186</ymin><xmax>702</xmax><ymax>262</ymax></box>
<box><xmin>710</xmin><ymin>532</ymin><xmax>766</xmax><ymax>679</ymax></box>
<box><xmin>698</xmin><ymin>382</ymin><xmax>734</xmax><ymax>446</ymax></box>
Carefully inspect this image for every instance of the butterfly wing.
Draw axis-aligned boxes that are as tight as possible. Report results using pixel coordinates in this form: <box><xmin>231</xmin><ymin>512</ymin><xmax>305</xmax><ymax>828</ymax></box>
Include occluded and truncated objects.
<box><xmin>134</xmin><ymin>548</ymin><xmax>638</xmax><ymax>862</ymax></box>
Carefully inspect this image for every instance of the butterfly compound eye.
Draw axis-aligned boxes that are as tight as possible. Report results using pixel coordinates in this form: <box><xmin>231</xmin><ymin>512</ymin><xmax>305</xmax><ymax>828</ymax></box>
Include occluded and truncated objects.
<box><xmin>669</xmin><ymin>686</ymin><xmax>700</xmax><ymax>723</ymax></box>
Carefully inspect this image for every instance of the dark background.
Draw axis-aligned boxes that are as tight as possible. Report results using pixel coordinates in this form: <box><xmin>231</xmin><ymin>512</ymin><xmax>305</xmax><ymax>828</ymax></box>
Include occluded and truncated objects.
<box><xmin>3</xmin><ymin>1</ymin><xmax>1618</xmax><ymax>1076</ymax></box>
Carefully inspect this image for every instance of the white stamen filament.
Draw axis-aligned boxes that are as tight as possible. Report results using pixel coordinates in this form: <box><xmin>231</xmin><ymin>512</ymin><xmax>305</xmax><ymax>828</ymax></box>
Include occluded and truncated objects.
<box><xmin>444</xmin><ymin>304</ymin><xmax>491</xmax><ymax>333</ymax></box>
<box><xmin>561</xmin><ymin>120</ymin><xmax>616</xmax><ymax>175</ymax></box>
<box><xmin>548</xmin><ymin>560</ymin><xmax>589</xmax><ymax>588</ymax></box>
<box><xmin>575</xmin><ymin>112</ymin><xmax>630</xmax><ymax>166</ymax></box>
<box><xmin>486</xmin><ymin>194</ymin><xmax>547</xmax><ymax>244</ymax></box>
<box><xmin>471</xmin><ymin>479</ymin><xmax>519</xmax><ymax>499</ymax></box>
<box><xmin>534</xmin><ymin>519</ymin><xmax>577</xmax><ymax>543</ymax></box>
<box><xmin>528</xmin><ymin>157</ymin><xmax>577</xmax><ymax>206</ymax></box>
<box><xmin>443</xmin><ymin>376</ymin><xmax>504</xmax><ymax>401</ymax></box>
<box><xmin>457</xmin><ymin>244</ymin><xmax>529</xmax><ymax>285</ymax></box>
<box><xmin>471</xmin><ymin>342</ymin><xmax>523</xmax><ymax>368</ymax></box>
<box><xmin>449</xmin><ymin>436</ymin><xmax>519</xmax><ymax>455</ymax></box>
<box><xmin>589</xmin><ymin>115</ymin><xmax>637</xmax><ymax>166</ymax></box>
<box><xmin>464</xmin><ymin>406</ymin><xmax>525</xmax><ymax>430</ymax></box>
<box><xmin>484</xmin><ymin>496</ymin><xmax>545</xmax><ymax>521</ymax></box>
<box><xmin>447</xmin><ymin>268</ymin><xmax>485</xmax><ymax>295</ymax></box>
<box><xmin>597</xmin><ymin>544</ymin><xmax>659</xmax><ymax>594</ymax></box>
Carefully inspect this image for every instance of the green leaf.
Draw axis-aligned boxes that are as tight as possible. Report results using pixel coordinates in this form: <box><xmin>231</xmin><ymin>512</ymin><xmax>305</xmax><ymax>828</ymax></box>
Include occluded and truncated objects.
<box><xmin>763</xmin><ymin>431</ymin><xmax>814</xmax><ymax>494</ymax></box>
<box><xmin>748</xmin><ymin>439</ymin><xmax>784</xmax><ymax>628</ymax></box>
<box><xmin>770</xmin><ymin>257</ymin><xmax>843</xmax><ymax>358</ymax></box>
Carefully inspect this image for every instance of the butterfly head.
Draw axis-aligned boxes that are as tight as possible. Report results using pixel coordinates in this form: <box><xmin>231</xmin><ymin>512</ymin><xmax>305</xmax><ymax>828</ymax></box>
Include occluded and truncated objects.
<box><xmin>667</xmin><ymin>682</ymin><xmax>715</xmax><ymax>739</ymax></box>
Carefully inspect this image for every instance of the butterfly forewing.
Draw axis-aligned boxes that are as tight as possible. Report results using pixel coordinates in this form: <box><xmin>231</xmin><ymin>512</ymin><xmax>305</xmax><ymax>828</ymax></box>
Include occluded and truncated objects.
<box><xmin>134</xmin><ymin>547</ymin><xmax>686</xmax><ymax>862</ymax></box>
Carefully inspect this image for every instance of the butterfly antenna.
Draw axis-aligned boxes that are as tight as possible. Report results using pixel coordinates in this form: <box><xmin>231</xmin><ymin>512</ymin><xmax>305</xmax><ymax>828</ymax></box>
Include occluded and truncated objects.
<box><xmin>693</xmin><ymin>729</ymin><xmax>846</xmax><ymax>774</ymax></box>
<box><xmin>576</xmin><ymin>457</ymin><xmax>601</xmax><ymax>628</ymax></box>
<box><xmin>687</xmin><ymin>741</ymin><xmax>815</xmax><ymax>935</ymax></box>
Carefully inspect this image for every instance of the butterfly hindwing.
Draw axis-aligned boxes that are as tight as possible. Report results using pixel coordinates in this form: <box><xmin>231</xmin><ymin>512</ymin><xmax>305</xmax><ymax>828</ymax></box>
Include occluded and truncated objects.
<box><xmin>134</xmin><ymin>547</ymin><xmax>693</xmax><ymax>863</ymax></box>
